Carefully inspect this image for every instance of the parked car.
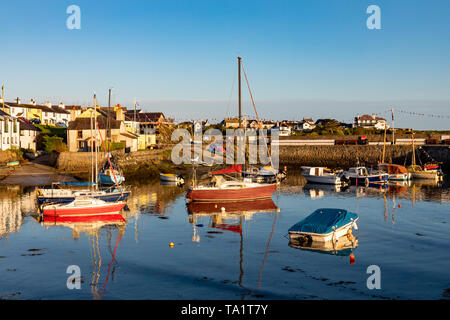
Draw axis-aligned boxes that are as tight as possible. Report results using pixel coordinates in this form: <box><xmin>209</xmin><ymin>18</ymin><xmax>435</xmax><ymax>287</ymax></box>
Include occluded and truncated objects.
<box><xmin>30</xmin><ymin>118</ymin><xmax>41</xmax><ymax>124</ymax></box>
<box><xmin>56</xmin><ymin>122</ymin><xmax>67</xmax><ymax>128</ymax></box>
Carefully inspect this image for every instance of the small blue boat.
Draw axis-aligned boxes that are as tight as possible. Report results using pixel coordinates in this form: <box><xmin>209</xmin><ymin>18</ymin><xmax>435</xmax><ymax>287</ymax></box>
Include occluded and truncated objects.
<box><xmin>98</xmin><ymin>164</ymin><xmax>125</xmax><ymax>185</ymax></box>
<box><xmin>343</xmin><ymin>167</ymin><xmax>388</xmax><ymax>185</ymax></box>
<box><xmin>288</xmin><ymin>208</ymin><xmax>358</xmax><ymax>243</ymax></box>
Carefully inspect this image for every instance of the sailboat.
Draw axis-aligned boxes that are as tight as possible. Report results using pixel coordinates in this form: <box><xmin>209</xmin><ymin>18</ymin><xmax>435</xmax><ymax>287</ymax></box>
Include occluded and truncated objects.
<box><xmin>36</xmin><ymin>94</ymin><xmax>130</xmax><ymax>204</ymax></box>
<box><xmin>186</xmin><ymin>57</ymin><xmax>277</xmax><ymax>202</ymax></box>
<box><xmin>372</xmin><ymin>125</ymin><xmax>411</xmax><ymax>181</ymax></box>
<box><xmin>407</xmin><ymin>133</ymin><xmax>442</xmax><ymax>180</ymax></box>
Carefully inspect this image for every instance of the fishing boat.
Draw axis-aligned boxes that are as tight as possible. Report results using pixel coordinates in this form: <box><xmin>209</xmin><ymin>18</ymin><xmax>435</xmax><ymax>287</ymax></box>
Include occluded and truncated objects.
<box><xmin>42</xmin><ymin>197</ymin><xmax>126</xmax><ymax>218</ymax></box>
<box><xmin>301</xmin><ymin>166</ymin><xmax>348</xmax><ymax>185</ymax></box>
<box><xmin>343</xmin><ymin>166</ymin><xmax>389</xmax><ymax>185</ymax></box>
<box><xmin>160</xmin><ymin>173</ymin><xmax>184</xmax><ymax>184</ymax></box>
<box><xmin>186</xmin><ymin>178</ymin><xmax>277</xmax><ymax>202</ymax></box>
<box><xmin>36</xmin><ymin>183</ymin><xmax>130</xmax><ymax>204</ymax></box>
<box><xmin>375</xmin><ymin>163</ymin><xmax>410</xmax><ymax>181</ymax></box>
<box><xmin>288</xmin><ymin>208</ymin><xmax>358</xmax><ymax>243</ymax></box>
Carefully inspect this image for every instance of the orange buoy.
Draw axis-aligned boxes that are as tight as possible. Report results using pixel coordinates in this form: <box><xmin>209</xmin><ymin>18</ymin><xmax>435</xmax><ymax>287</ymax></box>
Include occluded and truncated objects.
<box><xmin>349</xmin><ymin>253</ymin><xmax>355</xmax><ymax>265</ymax></box>
<box><xmin>169</xmin><ymin>242</ymin><xmax>174</xmax><ymax>248</ymax></box>
<box><xmin>398</xmin><ymin>204</ymin><xmax>402</xmax><ymax>208</ymax></box>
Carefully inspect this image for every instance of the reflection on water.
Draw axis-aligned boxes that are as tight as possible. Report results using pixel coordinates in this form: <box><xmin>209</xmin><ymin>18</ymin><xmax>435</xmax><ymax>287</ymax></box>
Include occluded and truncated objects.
<box><xmin>0</xmin><ymin>172</ymin><xmax>449</xmax><ymax>300</ymax></box>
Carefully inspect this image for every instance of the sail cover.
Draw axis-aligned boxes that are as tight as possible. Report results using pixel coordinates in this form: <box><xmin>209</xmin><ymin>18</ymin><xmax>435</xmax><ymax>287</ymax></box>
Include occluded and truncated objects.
<box><xmin>379</xmin><ymin>163</ymin><xmax>407</xmax><ymax>174</ymax></box>
<box><xmin>210</xmin><ymin>164</ymin><xmax>242</xmax><ymax>174</ymax></box>
<box><xmin>289</xmin><ymin>208</ymin><xmax>358</xmax><ymax>235</ymax></box>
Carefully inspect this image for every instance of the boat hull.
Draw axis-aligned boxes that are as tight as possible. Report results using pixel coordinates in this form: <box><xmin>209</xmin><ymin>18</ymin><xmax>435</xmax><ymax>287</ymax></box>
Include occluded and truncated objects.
<box><xmin>186</xmin><ymin>184</ymin><xmax>277</xmax><ymax>202</ymax></box>
<box><xmin>43</xmin><ymin>203</ymin><xmax>126</xmax><ymax>217</ymax></box>
<box><xmin>302</xmin><ymin>174</ymin><xmax>342</xmax><ymax>185</ymax></box>
<box><xmin>37</xmin><ymin>191</ymin><xmax>130</xmax><ymax>205</ymax></box>
<box><xmin>98</xmin><ymin>173</ymin><xmax>125</xmax><ymax>185</ymax></box>
<box><xmin>349</xmin><ymin>174</ymin><xmax>389</xmax><ymax>185</ymax></box>
<box><xmin>410</xmin><ymin>171</ymin><xmax>439</xmax><ymax>180</ymax></box>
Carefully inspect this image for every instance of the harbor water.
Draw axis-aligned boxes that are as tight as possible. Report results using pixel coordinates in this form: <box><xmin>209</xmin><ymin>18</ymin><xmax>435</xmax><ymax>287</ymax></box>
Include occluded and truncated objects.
<box><xmin>1</xmin><ymin>174</ymin><xmax>449</xmax><ymax>300</ymax></box>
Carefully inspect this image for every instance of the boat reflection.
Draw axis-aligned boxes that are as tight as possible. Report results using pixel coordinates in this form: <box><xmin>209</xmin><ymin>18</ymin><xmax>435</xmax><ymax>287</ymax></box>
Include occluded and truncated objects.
<box><xmin>303</xmin><ymin>183</ymin><xmax>348</xmax><ymax>199</ymax></box>
<box><xmin>40</xmin><ymin>214</ymin><xmax>126</xmax><ymax>299</ymax></box>
<box><xmin>289</xmin><ymin>235</ymin><xmax>358</xmax><ymax>256</ymax></box>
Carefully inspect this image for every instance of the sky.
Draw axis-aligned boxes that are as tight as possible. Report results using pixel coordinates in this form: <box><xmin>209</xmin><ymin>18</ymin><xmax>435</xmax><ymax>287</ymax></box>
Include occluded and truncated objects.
<box><xmin>1</xmin><ymin>0</ymin><xmax>450</xmax><ymax>129</ymax></box>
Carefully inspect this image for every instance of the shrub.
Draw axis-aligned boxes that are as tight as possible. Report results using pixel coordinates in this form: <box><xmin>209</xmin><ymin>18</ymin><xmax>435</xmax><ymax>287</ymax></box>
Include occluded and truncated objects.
<box><xmin>41</xmin><ymin>135</ymin><xmax>68</xmax><ymax>153</ymax></box>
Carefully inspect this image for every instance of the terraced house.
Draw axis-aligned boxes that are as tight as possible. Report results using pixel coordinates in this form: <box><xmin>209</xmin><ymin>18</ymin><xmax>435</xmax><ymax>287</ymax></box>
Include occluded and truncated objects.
<box><xmin>0</xmin><ymin>109</ymin><xmax>20</xmax><ymax>150</ymax></box>
<box><xmin>3</xmin><ymin>98</ymin><xmax>70</xmax><ymax>125</ymax></box>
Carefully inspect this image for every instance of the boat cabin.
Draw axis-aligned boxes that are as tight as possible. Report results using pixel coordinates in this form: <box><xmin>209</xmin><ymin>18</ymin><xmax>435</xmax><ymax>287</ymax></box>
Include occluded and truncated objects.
<box><xmin>348</xmin><ymin>167</ymin><xmax>369</xmax><ymax>176</ymax></box>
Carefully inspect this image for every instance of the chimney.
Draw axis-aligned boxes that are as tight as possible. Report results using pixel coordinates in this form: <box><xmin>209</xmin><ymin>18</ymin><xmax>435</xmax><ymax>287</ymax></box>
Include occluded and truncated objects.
<box><xmin>44</xmin><ymin>101</ymin><xmax>52</xmax><ymax>108</ymax></box>
<box><xmin>30</xmin><ymin>99</ymin><xmax>36</xmax><ymax>106</ymax></box>
<box><xmin>58</xmin><ymin>102</ymin><xmax>65</xmax><ymax>109</ymax></box>
<box><xmin>116</xmin><ymin>108</ymin><xmax>124</xmax><ymax>121</ymax></box>
<box><xmin>16</xmin><ymin>97</ymin><xmax>21</xmax><ymax>104</ymax></box>
<box><xmin>372</xmin><ymin>114</ymin><xmax>376</xmax><ymax>119</ymax></box>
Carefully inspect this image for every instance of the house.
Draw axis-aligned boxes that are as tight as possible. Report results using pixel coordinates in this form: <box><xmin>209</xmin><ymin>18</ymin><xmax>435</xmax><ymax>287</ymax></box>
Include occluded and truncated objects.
<box><xmin>0</xmin><ymin>109</ymin><xmax>20</xmax><ymax>150</ymax></box>
<box><xmin>66</xmin><ymin>105</ymin><xmax>83</xmax><ymax>121</ymax></box>
<box><xmin>18</xmin><ymin>118</ymin><xmax>40</xmax><ymax>151</ymax></box>
<box><xmin>4</xmin><ymin>98</ymin><xmax>70</xmax><ymax>125</ymax></box>
<box><xmin>295</xmin><ymin>118</ymin><xmax>316</xmax><ymax>131</ymax></box>
<box><xmin>354</xmin><ymin>114</ymin><xmax>389</xmax><ymax>130</ymax></box>
<box><xmin>272</xmin><ymin>122</ymin><xmax>292</xmax><ymax>136</ymax></box>
<box><xmin>67</xmin><ymin>108</ymin><xmax>138</xmax><ymax>152</ymax></box>
<box><xmin>221</xmin><ymin>118</ymin><xmax>248</xmax><ymax>129</ymax></box>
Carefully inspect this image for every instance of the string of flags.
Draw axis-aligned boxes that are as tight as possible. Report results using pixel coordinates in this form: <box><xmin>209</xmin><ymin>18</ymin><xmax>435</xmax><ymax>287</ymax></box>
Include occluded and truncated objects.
<box><xmin>417</xmin><ymin>146</ymin><xmax>443</xmax><ymax>164</ymax></box>
<box><xmin>397</xmin><ymin>109</ymin><xmax>450</xmax><ymax>119</ymax></box>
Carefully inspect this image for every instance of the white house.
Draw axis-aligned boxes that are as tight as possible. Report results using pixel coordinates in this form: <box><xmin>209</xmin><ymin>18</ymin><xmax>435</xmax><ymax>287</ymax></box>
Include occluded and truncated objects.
<box><xmin>295</xmin><ymin>118</ymin><xmax>316</xmax><ymax>131</ymax></box>
<box><xmin>0</xmin><ymin>110</ymin><xmax>20</xmax><ymax>150</ymax></box>
<box><xmin>354</xmin><ymin>114</ymin><xmax>389</xmax><ymax>130</ymax></box>
<box><xmin>19</xmin><ymin>119</ymin><xmax>40</xmax><ymax>151</ymax></box>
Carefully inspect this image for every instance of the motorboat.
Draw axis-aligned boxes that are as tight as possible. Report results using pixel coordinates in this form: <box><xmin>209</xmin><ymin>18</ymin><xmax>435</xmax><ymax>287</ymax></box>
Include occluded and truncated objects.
<box><xmin>160</xmin><ymin>173</ymin><xmax>185</xmax><ymax>184</ymax></box>
<box><xmin>42</xmin><ymin>197</ymin><xmax>126</xmax><ymax>218</ymax></box>
<box><xmin>288</xmin><ymin>208</ymin><xmax>358</xmax><ymax>243</ymax></box>
<box><xmin>289</xmin><ymin>233</ymin><xmax>358</xmax><ymax>256</ymax></box>
<box><xmin>301</xmin><ymin>166</ymin><xmax>348</xmax><ymax>185</ymax></box>
<box><xmin>98</xmin><ymin>166</ymin><xmax>125</xmax><ymax>185</ymax></box>
<box><xmin>343</xmin><ymin>166</ymin><xmax>389</xmax><ymax>185</ymax></box>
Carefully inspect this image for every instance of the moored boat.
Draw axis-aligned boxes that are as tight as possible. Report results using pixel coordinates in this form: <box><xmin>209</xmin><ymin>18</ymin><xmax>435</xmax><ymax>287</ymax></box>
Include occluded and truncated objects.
<box><xmin>36</xmin><ymin>184</ymin><xmax>130</xmax><ymax>204</ymax></box>
<box><xmin>343</xmin><ymin>167</ymin><xmax>389</xmax><ymax>185</ymax></box>
<box><xmin>160</xmin><ymin>173</ymin><xmax>185</xmax><ymax>184</ymax></box>
<box><xmin>98</xmin><ymin>167</ymin><xmax>125</xmax><ymax>185</ymax></box>
<box><xmin>186</xmin><ymin>178</ymin><xmax>277</xmax><ymax>202</ymax></box>
<box><xmin>288</xmin><ymin>208</ymin><xmax>358</xmax><ymax>243</ymax></box>
<box><xmin>375</xmin><ymin>163</ymin><xmax>411</xmax><ymax>181</ymax></box>
<box><xmin>301</xmin><ymin>166</ymin><xmax>348</xmax><ymax>185</ymax></box>
<box><xmin>42</xmin><ymin>198</ymin><xmax>126</xmax><ymax>218</ymax></box>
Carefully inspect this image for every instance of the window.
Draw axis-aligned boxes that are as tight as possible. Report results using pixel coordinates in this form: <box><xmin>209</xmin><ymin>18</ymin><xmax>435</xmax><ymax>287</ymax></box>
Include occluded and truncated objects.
<box><xmin>77</xmin><ymin>130</ymin><xmax>83</xmax><ymax>138</ymax></box>
<box><xmin>13</xmin><ymin>121</ymin><xmax>17</xmax><ymax>133</ymax></box>
<box><xmin>4</xmin><ymin>121</ymin><xmax>8</xmax><ymax>133</ymax></box>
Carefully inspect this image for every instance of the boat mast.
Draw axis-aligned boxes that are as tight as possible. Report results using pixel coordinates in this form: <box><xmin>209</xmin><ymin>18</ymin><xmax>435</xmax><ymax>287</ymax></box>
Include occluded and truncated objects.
<box><xmin>382</xmin><ymin>124</ymin><xmax>387</xmax><ymax>163</ymax></box>
<box><xmin>107</xmin><ymin>88</ymin><xmax>112</xmax><ymax>148</ymax></box>
<box><xmin>412</xmin><ymin>132</ymin><xmax>416</xmax><ymax>166</ymax></box>
<box><xmin>90</xmin><ymin>105</ymin><xmax>94</xmax><ymax>188</ymax></box>
<box><xmin>94</xmin><ymin>94</ymin><xmax>98</xmax><ymax>189</ymax></box>
<box><xmin>238</xmin><ymin>56</ymin><xmax>242</xmax><ymax>128</ymax></box>
<box><xmin>391</xmin><ymin>108</ymin><xmax>395</xmax><ymax>145</ymax></box>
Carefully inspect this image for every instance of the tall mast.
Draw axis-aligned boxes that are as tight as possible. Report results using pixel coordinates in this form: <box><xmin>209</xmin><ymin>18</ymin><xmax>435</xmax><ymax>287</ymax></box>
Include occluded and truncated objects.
<box><xmin>238</xmin><ymin>56</ymin><xmax>242</xmax><ymax>128</ymax></box>
<box><xmin>90</xmin><ymin>108</ymin><xmax>94</xmax><ymax>187</ymax></box>
<box><xmin>107</xmin><ymin>88</ymin><xmax>111</xmax><ymax>143</ymax></box>
<box><xmin>391</xmin><ymin>108</ymin><xmax>395</xmax><ymax>145</ymax></box>
<box><xmin>412</xmin><ymin>132</ymin><xmax>416</xmax><ymax>166</ymax></box>
<box><xmin>94</xmin><ymin>94</ymin><xmax>98</xmax><ymax>189</ymax></box>
<box><xmin>382</xmin><ymin>124</ymin><xmax>387</xmax><ymax>163</ymax></box>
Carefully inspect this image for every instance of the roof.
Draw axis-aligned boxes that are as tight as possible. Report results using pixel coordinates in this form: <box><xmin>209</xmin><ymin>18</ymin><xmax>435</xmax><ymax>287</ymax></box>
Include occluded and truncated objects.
<box><xmin>357</xmin><ymin>114</ymin><xmax>386</xmax><ymax>121</ymax></box>
<box><xmin>51</xmin><ymin>106</ymin><xmax>70</xmax><ymax>114</ymax></box>
<box><xmin>68</xmin><ymin>117</ymin><xmax>122</xmax><ymax>130</ymax></box>
<box><xmin>5</xmin><ymin>102</ymin><xmax>54</xmax><ymax>113</ymax></box>
<box><xmin>65</xmin><ymin>105</ymin><xmax>82</xmax><ymax>110</ymax></box>
<box><xmin>124</xmin><ymin>112</ymin><xmax>165</xmax><ymax>123</ymax></box>
<box><xmin>18</xmin><ymin>119</ymin><xmax>40</xmax><ymax>131</ymax></box>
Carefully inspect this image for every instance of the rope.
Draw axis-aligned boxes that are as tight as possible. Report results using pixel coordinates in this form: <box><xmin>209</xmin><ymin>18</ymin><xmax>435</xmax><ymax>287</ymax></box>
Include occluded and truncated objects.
<box><xmin>95</xmin><ymin>119</ymin><xmax>120</xmax><ymax>189</ymax></box>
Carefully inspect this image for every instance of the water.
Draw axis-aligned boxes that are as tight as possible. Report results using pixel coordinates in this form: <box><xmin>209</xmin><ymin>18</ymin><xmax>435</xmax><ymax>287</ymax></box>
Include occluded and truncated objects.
<box><xmin>1</xmin><ymin>175</ymin><xmax>449</xmax><ymax>300</ymax></box>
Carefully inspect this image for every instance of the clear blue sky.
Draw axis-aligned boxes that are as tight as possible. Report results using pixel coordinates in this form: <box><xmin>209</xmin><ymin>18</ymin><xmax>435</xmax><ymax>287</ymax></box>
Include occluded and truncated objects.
<box><xmin>1</xmin><ymin>0</ymin><xmax>450</xmax><ymax>129</ymax></box>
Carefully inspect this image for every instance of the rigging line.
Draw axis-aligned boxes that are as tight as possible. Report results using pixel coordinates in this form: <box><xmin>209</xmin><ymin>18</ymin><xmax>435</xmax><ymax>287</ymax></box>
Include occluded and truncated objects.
<box><xmin>257</xmin><ymin>210</ymin><xmax>278</xmax><ymax>289</ymax></box>
<box><xmin>241</xmin><ymin>62</ymin><xmax>275</xmax><ymax>171</ymax></box>
<box><xmin>225</xmin><ymin>66</ymin><xmax>237</xmax><ymax>119</ymax></box>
